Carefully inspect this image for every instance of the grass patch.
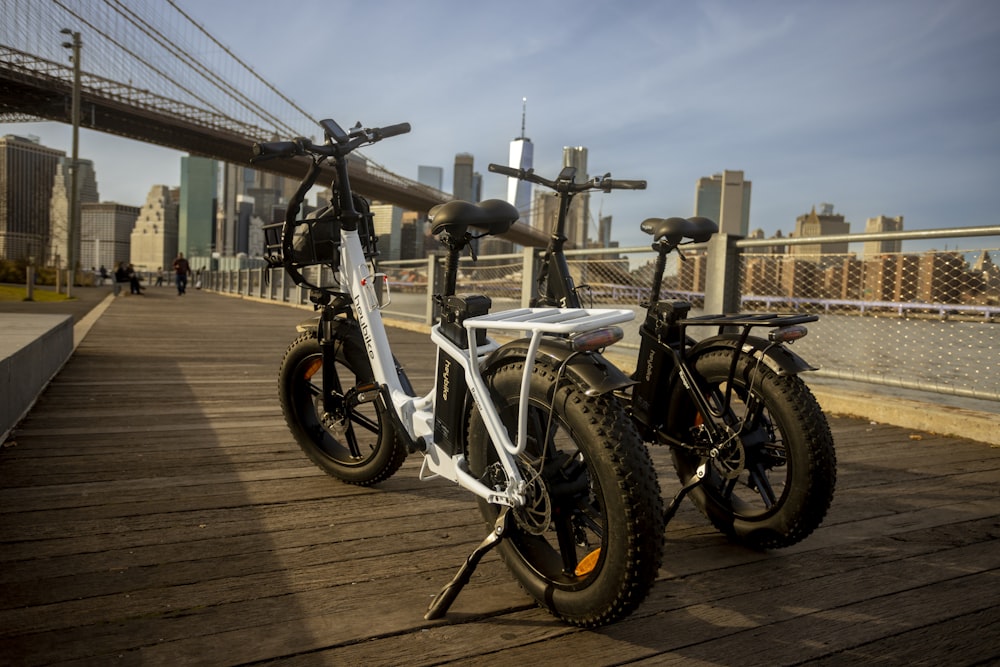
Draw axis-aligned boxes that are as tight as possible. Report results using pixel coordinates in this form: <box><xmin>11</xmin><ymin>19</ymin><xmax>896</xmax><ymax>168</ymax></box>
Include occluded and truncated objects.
<box><xmin>0</xmin><ymin>285</ymin><xmax>74</xmax><ymax>303</ymax></box>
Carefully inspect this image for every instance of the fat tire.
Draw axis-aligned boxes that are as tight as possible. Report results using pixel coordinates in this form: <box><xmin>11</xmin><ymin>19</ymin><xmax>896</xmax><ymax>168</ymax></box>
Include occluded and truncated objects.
<box><xmin>278</xmin><ymin>331</ymin><xmax>406</xmax><ymax>485</ymax></box>
<box><xmin>666</xmin><ymin>350</ymin><xmax>836</xmax><ymax>549</ymax></box>
<box><xmin>467</xmin><ymin>359</ymin><xmax>665</xmax><ymax>627</ymax></box>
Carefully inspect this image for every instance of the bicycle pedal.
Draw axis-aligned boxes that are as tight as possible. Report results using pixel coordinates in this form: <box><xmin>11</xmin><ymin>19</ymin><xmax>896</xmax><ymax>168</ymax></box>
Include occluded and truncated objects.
<box><xmin>348</xmin><ymin>383</ymin><xmax>380</xmax><ymax>405</ymax></box>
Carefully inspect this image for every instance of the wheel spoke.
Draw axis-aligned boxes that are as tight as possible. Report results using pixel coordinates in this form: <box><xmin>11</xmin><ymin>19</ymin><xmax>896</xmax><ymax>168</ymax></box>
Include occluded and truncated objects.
<box><xmin>349</xmin><ymin>411</ymin><xmax>380</xmax><ymax>434</ymax></box>
<box><xmin>552</xmin><ymin>507</ymin><xmax>580</xmax><ymax>574</ymax></box>
<box><xmin>340</xmin><ymin>413</ymin><xmax>363</xmax><ymax>458</ymax></box>
<box><xmin>748</xmin><ymin>463</ymin><xmax>777</xmax><ymax>508</ymax></box>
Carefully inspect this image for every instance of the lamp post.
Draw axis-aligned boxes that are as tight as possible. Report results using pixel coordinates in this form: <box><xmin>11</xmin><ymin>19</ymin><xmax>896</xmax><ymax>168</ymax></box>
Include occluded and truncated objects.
<box><xmin>61</xmin><ymin>29</ymin><xmax>81</xmax><ymax>298</ymax></box>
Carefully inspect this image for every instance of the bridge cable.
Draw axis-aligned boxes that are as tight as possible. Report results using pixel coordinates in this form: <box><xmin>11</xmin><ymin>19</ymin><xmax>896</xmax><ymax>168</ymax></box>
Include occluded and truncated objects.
<box><xmin>164</xmin><ymin>0</ymin><xmax>318</xmax><ymax>132</ymax></box>
<box><xmin>52</xmin><ymin>0</ymin><xmax>235</xmax><ymax>125</ymax></box>
<box><xmin>104</xmin><ymin>0</ymin><xmax>300</xmax><ymax>138</ymax></box>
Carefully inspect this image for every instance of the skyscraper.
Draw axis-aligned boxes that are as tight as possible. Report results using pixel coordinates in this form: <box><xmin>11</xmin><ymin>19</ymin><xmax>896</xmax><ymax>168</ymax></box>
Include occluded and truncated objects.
<box><xmin>130</xmin><ymin>185</ymin><xmax>179</xmax><ymax>272</ymax></box>
<box><xmin>179</xmin><ymin>155</ymin><xmax>217</xmax><ymax>258</ymax></box>
<box><xmin>791</xmin><ymin>204</ymin><xmax>850</xmax><ymax>267</ymax></box>
<box><xmin>694</xmin><ymin>170</ymin><xmax>752</xmax><ymax>236</ymax></box>
<box><xmin>49</xmin><ymin>156</ymin><xmax>98</xmax><ymax>266</ymax></box>
<box><xmin>506</xmin><ymin>98</ymin><xmax>533</xmax><ymax>227</ymax></box>
<box><xmin>80</xmin><ymin>202</ymin><xmax>139</xmax><ymax>270</ymax></box>
<box><xmin>371</xmin><ymin>203</ymin><xmax>404</xmax><ymax>261</ymax></box>
<box><xmin>453</xmin><ymin>153</ymin><xmax>477</xmax><ymax>202</ymax></box>
<box><xmin>417</xmin><ymin>165</ymin><xmax>444</xmax><ymax>191</ymax></box>
<box><xmin>0</xmin><ymin>134</ymin><xmax>64</xmax><ymax>261</ymax></box>
<box><xmin>562</xmin><ymin>146</ymin><xmax>589</xmax><ymax>247</ymax></box>
<box><xmin>863</xmin><ymin>215</ymin><xmax>904</xmax><ymax>258</ymax></box>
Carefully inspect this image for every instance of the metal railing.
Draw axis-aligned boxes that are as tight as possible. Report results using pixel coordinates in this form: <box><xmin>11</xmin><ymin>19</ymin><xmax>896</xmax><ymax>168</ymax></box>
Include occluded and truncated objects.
<box><xmin>205</xmin><ymin>225</ymin><xmax>1000</xmax><ymax>403</ymax></box>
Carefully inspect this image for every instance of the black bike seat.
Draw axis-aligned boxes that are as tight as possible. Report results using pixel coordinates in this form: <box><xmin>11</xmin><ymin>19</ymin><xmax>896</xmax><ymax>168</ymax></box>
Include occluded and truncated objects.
<box><xmin>640</xmin><ymin>216</ymin><xmax>718</xmax><ymax>244</ymax></box>
<box><xmin>430</xmin><ymin>199</ymin><xmax>518</xmax><ymax>237</ymax></box>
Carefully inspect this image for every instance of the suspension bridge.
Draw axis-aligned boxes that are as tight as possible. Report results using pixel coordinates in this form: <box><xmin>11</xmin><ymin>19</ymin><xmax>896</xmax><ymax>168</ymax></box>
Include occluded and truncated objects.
<box><xmin>0</xmin><ymin>0</ymin><xmax>547</xmax><ymax>244</ymax></box>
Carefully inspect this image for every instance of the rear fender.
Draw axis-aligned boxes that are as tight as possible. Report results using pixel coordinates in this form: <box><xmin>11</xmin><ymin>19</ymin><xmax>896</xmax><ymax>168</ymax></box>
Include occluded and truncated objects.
<box><xmin>482</xmin><ymin>336</ymin><xmax>636</xmax><ymax>397</ymax></box>
<box><xmin>689</xmin><ymin>333</ymin><xmax>817</xmax><ymax>376</ymax></box>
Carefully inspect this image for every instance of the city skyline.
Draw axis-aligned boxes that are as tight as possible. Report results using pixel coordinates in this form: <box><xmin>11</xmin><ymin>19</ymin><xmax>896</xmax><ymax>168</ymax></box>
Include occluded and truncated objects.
<box><xmin>1</xmin><ymin>0</ymin><xmax>997</xmax><ymax>254</ymax></box>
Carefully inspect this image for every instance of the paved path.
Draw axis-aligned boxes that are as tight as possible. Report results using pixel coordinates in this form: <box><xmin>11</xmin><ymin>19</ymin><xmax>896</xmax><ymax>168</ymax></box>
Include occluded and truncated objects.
<box><xmin>1</xmin><ymin>288</ymin><xmax>998</xmax><ymax>665</ymax></box>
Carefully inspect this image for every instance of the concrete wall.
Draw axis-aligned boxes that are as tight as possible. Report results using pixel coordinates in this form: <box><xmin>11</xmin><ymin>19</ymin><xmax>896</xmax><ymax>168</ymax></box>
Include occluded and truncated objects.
<box><xmin>1</xmin><ymin>315</ymin><xmax>73</xmax><ymax>442</ymax></box>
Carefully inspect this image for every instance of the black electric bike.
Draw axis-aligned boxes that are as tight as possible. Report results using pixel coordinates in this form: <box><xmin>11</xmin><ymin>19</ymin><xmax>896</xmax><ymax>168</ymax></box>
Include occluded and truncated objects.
<box><xmin>489</xmin><ymin>163</ymin><xmax>836</xmax><ymax>549</ymax></box>
<box><xmin>254</xmin><ymin>119</ymin><xmax>665</xmax><ymax>627</ymax></box>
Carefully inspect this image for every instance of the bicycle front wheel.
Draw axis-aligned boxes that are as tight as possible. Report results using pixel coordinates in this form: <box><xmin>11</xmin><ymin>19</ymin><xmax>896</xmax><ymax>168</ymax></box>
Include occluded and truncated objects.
<box><xmin>467</xmin><ymin>358</ymin><xmax>664</xmax><ymax>628</ymax></box>
<box><xmin>278</xmin><ymin>331</ymin><xmax>406</xmax><ymax>485</ymax></box>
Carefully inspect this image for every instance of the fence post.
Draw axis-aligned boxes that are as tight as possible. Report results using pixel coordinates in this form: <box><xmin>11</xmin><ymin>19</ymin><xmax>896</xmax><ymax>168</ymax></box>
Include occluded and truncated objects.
<box><xmin>704</xmin><ymin>233</ymin><xmax>742</xmax><ymax>314</ymax></box>
<box><xmin>521</xmin><ymin>246</ymin><xmax>538</xmax><ymax>308</ymax></box>
<box><xmin>425</xmin><ymin>253</ymin><xmax>440</xmax><ymax>325</ymax></box>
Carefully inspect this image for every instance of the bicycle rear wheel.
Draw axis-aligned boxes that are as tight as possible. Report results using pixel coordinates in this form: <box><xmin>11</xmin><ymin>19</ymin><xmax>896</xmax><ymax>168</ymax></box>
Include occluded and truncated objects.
<box><xmin>467</xmin><ymin>358</ymin><xmax>664</xmax><ymax>627</ymax></box>
<box><xmin>666</xmin><ymin>349</ymin><xmax>836</xmax><ymax>549</ymax></box>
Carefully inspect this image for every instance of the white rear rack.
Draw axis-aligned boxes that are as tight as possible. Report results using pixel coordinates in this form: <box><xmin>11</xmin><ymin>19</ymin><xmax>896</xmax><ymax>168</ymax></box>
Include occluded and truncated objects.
<box><xmin>461</xmin><ymin>307</ymin><xmax>635</xmax><ymax>458</ymax></box>
<box><xmin>464</xmin><ymin>307</ymin><xmax>634</xmax><ymax>334</ymax></box>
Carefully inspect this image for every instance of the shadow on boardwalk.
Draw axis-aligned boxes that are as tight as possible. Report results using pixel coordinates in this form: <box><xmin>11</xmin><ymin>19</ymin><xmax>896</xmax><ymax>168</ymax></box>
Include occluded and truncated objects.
<box><xmin>1</xmin><ymin>289</ymin><xmax>998</xmax><ymax>665</ymax></box>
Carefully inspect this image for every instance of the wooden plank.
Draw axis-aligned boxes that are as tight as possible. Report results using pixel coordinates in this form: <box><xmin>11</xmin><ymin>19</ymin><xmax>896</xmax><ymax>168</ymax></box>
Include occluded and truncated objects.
<box><xmin>1</xmin><ymin>289</ymin><xmax>998</xmax><ymax>665</ymax></box>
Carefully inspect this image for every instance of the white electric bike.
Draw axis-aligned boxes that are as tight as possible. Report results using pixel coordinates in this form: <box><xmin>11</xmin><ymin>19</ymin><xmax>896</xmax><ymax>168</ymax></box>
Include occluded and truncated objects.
<box><xmin>252</xmin><ymin>118</ymin><xmax>664</xmax><ymax>627</ymax></box>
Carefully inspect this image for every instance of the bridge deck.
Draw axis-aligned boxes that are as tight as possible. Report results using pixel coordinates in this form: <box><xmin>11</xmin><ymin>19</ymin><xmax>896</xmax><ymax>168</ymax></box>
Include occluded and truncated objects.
<box><xmin>2</xmin><ymin>289</ymin><xmax>998</xmax><ymax>665</ymax></box>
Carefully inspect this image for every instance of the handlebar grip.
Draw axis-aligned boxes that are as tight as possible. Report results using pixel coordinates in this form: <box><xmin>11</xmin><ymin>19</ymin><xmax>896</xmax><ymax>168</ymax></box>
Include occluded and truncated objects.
<box><xmin>376</xmin><ymin>122</ymin><xmax>411</xmax><ymax>139</ymax></box>
<box><xmin>250</xmin><ymin>140</ymin><xmax>301</xmax><ymax>161</ymax></box>
<box><xmin>608</xmin><ymin>179</ymin><xmax>647</xmax><ymax>190</ymax></box>
<box><xmin>488</xmin><ymin>163</ymin><xmax>521</xmax><ymax>177</ymax></box>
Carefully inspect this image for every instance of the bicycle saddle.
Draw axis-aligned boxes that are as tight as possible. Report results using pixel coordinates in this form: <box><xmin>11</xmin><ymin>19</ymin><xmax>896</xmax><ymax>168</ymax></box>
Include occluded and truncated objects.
<box><xmin>429</xmin><ymin>199</ymin><xmax>518</xmax><ymax>237</ymax></box>
<box><xmin>640</xmin><ymin>216</ymin><xmax>718</xmax><ymax>244</ymax></box>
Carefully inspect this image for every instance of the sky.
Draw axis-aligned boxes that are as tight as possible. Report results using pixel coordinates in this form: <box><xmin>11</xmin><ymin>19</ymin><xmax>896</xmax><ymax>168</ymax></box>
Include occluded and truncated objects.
<box><xmin>3</xmin><ymin>0</ymin><xmax>999</xmax><ymax>252</ymax></box>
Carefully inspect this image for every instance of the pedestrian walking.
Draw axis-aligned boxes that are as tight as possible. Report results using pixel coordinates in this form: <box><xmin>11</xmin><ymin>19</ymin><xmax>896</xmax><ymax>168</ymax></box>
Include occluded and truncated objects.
<box><xmin>113</xmin><ymin>262</ymin><xmax>128</xmax><ymax>296</ymax></box>
<box><xmin>127</xmin><ymin>264</ymin><xmax>144</xmax><ymax>295</ymax></box>
<box><xmin>173</xmin><ymin>252</ymin><xmax>191</xmax><ymax>295</ymax></box>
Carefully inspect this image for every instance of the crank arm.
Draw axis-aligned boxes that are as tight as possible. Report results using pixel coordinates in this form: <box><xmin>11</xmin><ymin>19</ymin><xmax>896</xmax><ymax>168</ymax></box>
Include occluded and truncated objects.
<box><xmin>424</xmin><ymin>507</ymin><xmax>513</xmax><ymax>620</ymax></box>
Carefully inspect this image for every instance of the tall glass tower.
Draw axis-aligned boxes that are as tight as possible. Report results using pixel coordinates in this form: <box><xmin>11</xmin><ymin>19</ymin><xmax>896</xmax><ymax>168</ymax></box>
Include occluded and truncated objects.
<box><xmin>506</xmin><ymin>98</ymin><xmax>533</xmax><ymax>227</ymax></box>
<box><xmin>179</xmin><ymin>155</ymin><xmax>217</xmax><ymax>259</ymax></box>
<box><xmin>694</xmin><ymin>170</ymin><xmax>751</xmax><ymax>236</ymax></box>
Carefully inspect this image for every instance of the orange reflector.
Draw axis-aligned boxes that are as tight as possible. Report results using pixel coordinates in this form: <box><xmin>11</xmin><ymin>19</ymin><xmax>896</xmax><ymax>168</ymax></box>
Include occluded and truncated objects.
<box><xmin>571</xmin><ymin>327</ymin><xmax>623</xmax><ymax>352</ymax></box>
<box><xmin>575</xmin><ymin>548</ymin><xmax>601</xmax><ymax>577</ymax></box>
<box><xmin>303</xmin><ymin>358</ymin><xmax>323</xmax><ymax>380</ymax></box>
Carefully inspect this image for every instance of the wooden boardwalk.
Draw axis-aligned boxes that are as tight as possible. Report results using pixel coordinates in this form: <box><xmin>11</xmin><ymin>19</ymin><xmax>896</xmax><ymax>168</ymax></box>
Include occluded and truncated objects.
<box><xmin>1</xmin><ymin>288</ymin><xmax>998</xmax><ymax>666</ymax></box>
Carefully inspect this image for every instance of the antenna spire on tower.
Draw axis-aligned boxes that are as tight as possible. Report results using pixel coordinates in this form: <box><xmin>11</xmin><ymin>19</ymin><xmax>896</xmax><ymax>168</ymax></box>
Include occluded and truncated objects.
<box><xmin>520</xmin><ymin>97</ymin><xmax>527</xmax><ymax>139</ymax></box>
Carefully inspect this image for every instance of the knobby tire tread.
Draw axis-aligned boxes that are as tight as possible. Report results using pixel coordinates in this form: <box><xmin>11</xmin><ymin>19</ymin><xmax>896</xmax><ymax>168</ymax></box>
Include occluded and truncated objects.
<box><xmin>669</xmin><ymin>350</ymin><xmax>837</xmax><ymax>550</ymax></box>
<box><xmin>278</xmin><ymin>331</ymin><xmax>406</xmax><ymax>486</ymax></box>
<box><xmin>469</xmin><ymin>359</ymin><xmax>665</xmax><ymax>628</ymax></box>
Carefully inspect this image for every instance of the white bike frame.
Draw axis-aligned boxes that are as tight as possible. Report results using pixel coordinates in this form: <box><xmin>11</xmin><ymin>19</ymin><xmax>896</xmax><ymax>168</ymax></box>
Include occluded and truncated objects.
<box><xmin>337</xmin><ymin>224</ymin><xmax>635</xmax><ymax>509</ymax></box>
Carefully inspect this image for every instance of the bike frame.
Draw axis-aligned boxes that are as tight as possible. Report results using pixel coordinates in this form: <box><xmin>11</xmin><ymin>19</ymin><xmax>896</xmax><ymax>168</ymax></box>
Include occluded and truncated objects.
<box><xmin>337</xmin><ymin>221</ymin><xmax>635</xmax><ymax>506</ymax></box>
<box><xmin>494</xmin><ymin>163</ymin><xmax>819</xmax><ymax>444</ymax></box>
<box><xmin>280</xmin><ymin>138</ymin><xmax>636</xmax><ymax>511</ymax></box>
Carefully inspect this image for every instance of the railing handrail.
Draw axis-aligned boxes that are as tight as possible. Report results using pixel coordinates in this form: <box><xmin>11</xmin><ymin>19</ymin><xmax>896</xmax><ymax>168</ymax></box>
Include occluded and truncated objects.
<box><xmin>737</xmin><ymin>224</ymin><xmax>1000</xmax><ymax>249</ymax></box>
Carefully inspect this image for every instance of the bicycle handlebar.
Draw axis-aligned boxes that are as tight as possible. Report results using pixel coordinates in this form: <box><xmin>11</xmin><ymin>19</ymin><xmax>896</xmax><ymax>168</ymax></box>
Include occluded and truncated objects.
<box><xmin>250</xmin><ymin>140</ymin><xmax>305</xmax><ymax>161</ymax></box>
<box><xmin>488</xmin><ymin>163</ymin><xmax>646</xmax><ymax>193</ymax></box>
<box><xmin>251</xmin><ymin>120</ymin><xmax>410</xmax><ymax>163</ymax></box>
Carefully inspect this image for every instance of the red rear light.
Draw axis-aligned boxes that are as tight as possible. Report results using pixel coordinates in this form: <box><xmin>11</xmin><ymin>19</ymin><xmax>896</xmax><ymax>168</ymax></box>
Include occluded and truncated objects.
<box><xmin>571</xmin><ymin>326</ymin><xmax>623</xmax><ymax>352</ymax></box>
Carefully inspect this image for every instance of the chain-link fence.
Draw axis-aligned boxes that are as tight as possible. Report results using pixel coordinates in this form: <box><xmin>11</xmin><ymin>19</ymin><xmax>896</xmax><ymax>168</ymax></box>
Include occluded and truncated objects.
<box><xmin>208</xmin><ymin>227</ymin><xmax>1000</xmax><ymax>403</ymax></box>
<box><xmin>733</xmin><ymin>246</ymin><xmax>999</xmax><ymax>401</ymax></box>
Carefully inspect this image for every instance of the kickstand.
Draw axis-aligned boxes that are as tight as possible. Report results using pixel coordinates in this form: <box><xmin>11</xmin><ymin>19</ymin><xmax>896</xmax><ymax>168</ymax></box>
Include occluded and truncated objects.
<box><xmin>664</xmin><ymin>462</ymin><xmax>707</xmax><ymax>525</ymax></box>
<box><xmin>425</xmin><ymin>506</ymin><xmax>513</xmax><ymax>621</ymax></box>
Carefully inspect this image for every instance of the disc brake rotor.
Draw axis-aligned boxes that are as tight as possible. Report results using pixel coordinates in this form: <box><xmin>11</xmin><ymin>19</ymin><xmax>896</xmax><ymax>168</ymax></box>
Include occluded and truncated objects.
<box><xmin>514</xmin><ymin>460</ymin><xmax>552</xmax><ymax>535</ymax></box>
<box><xmin>711</xmin><ymin>427</ymin><xmax>746</xmax><ymax>480</ymax></box>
